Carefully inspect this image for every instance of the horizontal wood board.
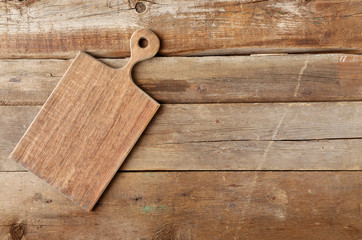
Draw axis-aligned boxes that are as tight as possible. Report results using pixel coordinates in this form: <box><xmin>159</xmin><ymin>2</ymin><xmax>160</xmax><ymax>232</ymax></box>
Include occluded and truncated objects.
<box><xmin>0</xmin><ymin>172</ymin><xmax>361</xmax><ymax>240</ymax></box>
<box><xmin>1</xmin><ymin>103</ymin><xmax>361</xmax><ymax>171</ymax></box>
<box><xmin>1</xmin><ymin>54</ymin><xmax>361</xmax><ymax>105</ymax></box>
<box><xmin>0</xmin><ymin>0</ymin><xmax>361</xmax><ymax>58</ymax></box>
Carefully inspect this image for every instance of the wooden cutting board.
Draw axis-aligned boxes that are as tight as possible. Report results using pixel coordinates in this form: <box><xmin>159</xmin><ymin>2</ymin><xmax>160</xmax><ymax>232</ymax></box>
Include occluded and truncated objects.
<box><xmin>9</xmin><ymin>29</ymin><xmax>160</xmax><ymax>211</ymax></box>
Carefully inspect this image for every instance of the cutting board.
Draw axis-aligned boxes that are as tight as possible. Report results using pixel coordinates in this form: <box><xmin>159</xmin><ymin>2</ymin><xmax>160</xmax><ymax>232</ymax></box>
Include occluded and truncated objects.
<box><xmin>9</xmin><ymin>29</ymin><xmax>160</xmax><ymax>211</ymax></box>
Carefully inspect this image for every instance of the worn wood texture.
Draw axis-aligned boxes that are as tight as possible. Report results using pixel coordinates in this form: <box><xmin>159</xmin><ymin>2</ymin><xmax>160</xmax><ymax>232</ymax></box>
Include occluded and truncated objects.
<box><xmin>0</xmin><ymin>0</ymin><xmax>361</xmax><ymax>58</ymax></box>
<box><xmin>0</xmin><ymin>172</ymin><xmax>360</xmax><ymax>240</ymax></box>
<box><xmin>9</xmin><ymin>30</ymin><xmax>161</xmax><ymax>211</ymax></box>
<box><xmin>2</xmin><ymin>103</ymin><xmax>361</xmax><ymax>172</ymax></box>
<box><xmin>1</xmin><ymin>54</ymin><xmax>361</xmax><ymax>105</ymax></box>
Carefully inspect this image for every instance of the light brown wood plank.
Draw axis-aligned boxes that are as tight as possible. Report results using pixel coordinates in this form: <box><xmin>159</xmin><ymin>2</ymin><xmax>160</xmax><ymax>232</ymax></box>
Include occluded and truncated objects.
<box><xmin>1</xmin><ymin>54</ymin><xmax>361</xmax><ymax>105</ymax></box>
<box><xmin>142</xmin><ymin>103</ymin><xmax>362</xmax><ymax>142</ymax></box>
<box><xmin>0</xmin><ymin>106</ymin><xmax>39</xmax><ymax>171</ymax></box>
<box><xmin>123</xmin><ymin>139</ymin><xmax>362</xmax><ymax>171</ymax></box>
<box><xmin>0</xmin><ymin>172</ymin><xmax>360</xmax><ymax>239</ymax></box>
<box><xmin>2</xmin><ymin>103</ymin><xmax>361</xmax><ymax>171</ymax></box>
<box><xmin>0</xmin><ymin>0</ymin><xmax>361</xmax><ymax>58</ymax></box>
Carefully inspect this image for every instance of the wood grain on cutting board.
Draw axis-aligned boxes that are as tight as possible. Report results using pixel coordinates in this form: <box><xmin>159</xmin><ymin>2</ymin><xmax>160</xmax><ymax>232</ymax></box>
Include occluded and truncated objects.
<box><xmin>9</xmin><ymin>48</ymin><xmax>160</xmax><ymax>210</ymax></box>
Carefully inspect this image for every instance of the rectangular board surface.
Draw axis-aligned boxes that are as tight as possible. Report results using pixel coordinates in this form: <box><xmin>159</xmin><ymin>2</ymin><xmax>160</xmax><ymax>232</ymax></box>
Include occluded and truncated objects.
<box><xmin>9</xmin><ymin>52</ymin><xmax>159</xmax><ymax>211</ymax></box>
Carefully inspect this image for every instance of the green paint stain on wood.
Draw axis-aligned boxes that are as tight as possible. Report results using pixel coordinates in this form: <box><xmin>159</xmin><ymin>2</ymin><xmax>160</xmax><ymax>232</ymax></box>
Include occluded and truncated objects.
<box><xmin>143</xmin><ymin>205</ymin><xmax>166</xmax><ymax>213</ymax></box>
<box><xmin>143</xmin><ymin>206</ymin><xmax>152</xmax><ymax>213</ymax></box>
<box><xmin>307</xmin><ymin>17</ymin><xmax>328</xmax><ymax>25</ymax></box>
<box><xmin>312</xmin><ymin>17</ymin><xmax>325</xmax><ymax>21</ymax></box>
<box><xmin>141</xmin><ymin>172</ymin><xmax>152</xmax><ymax>179</ymax></box>
<box><xmin>263</xmin><ymin>8</ymin><xmax>272</xmax><ymax>17</ymax></box>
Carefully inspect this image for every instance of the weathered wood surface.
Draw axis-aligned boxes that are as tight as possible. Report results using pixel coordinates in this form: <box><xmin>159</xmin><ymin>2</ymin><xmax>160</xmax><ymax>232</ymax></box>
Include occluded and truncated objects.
<box><xmin>0</xmin><ymin>0</ymin><xmax>361</xmax><ymax>58</ymax></box>
<box><xmin>1</xmin><ymin>54</ymin><xmax>361</xmax><ymax>105</ymax></box>
<box><xmin>1</xmin><ymin>0</ymin><xmax>360</xmax><ymax>238</ymax></box>
<box><xmin>0</xmin><ymin>172</ymin><xmax>360</xmax><ymax>240</ymax></box>
<box><xmin>2</xmin><ymin>103</ymin><xmax>361</xmax><ymax>171</ymax></box>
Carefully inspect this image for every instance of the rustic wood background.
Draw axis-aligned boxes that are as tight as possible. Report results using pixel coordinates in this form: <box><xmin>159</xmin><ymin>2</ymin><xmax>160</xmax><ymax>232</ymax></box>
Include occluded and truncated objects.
<box><xmin>0</xmin><ymin>0</ymin><xmax>361</xmax><ymax>239</ymax></box>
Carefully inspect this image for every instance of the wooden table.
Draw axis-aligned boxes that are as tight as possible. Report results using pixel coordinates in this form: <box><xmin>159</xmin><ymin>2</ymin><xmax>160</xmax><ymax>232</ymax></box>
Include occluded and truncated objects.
<box><xmin>0</xmin><ymin>0</ymin><xmax>361</xmax><ymax>239</ymax></box>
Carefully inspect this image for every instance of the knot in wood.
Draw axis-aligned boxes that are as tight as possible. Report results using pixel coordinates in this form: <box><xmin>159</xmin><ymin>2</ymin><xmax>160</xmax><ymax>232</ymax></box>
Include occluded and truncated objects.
<box><xmin>135</xmin><ymin>2</ymin><xmax>146</xmax><ymax>13</ymax></box>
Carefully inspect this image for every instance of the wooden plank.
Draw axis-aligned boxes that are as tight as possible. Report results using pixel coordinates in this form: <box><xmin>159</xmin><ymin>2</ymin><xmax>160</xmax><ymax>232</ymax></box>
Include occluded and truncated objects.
<box><xmin>0</xmin><ymin>106</ymin><xmax>38</xmax><ymax>171</ymax></box>
<box><xmin>1</xmin><ymin>54</ymin><xmax>361</xmax><ymax>105</ymax></box>
<box><xmin>0</xmin><ymin>172</ymin><xmax>360</xmax><ymax>239</ymax></box>
<box><xmin>123</xmin><ymin>139</ymin><xmax>362</xmax><ymax>171</ymax></box>
<box><xmin>0</xmin><ymin>0</ymin><xmax>361</xmax><ymax>58</ymax></box>
<box><xmin>2</xmin><ymin>103</ymin><xmax>361</xmax><ymax>171</ymax></box>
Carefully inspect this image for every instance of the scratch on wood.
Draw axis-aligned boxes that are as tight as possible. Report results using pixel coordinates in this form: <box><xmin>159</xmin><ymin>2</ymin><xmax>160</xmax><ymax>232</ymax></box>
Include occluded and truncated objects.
<box><xmin>270</xmin><ymin>1</ymin><xmax>304</xmax><ymax>17</ymax></box>
<box><xmin>233</xmin><ymin>173</ymin><xmax>258</xmax><ymax>239</ymax></box>
<box><xmin>235</xmin><ymin>112</ymin><xmax>289</xmax><ymax>227</ymax></box>
<box><xmin>261</xmin><ymin>110</ymin><xmax>287</xmax><ymax>166</ymax></box>
<box><xmin>272</xmin><ymin>110</ymin><xmax>287</xmax><ymax>140</ymax></box>
<box><xmin>293</xmin><ymin>56</ymin><xmax>310</xmax><ymax>97</ymax></box>
<box><xmin>339</xmin><ymin>55</ymin><xmax>347</xmax><ymax>62</ymax></box>
<box><xmin>233</xmin><ymin>110</ymin><xmax>287</xmax><ymax>238</ymax></box>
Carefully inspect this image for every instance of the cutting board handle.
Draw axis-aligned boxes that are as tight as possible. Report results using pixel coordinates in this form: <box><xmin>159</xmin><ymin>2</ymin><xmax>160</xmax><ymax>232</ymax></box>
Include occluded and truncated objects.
<box><xmin>124</xmin><ymin>29</ymin><xmax>160</xmax><ymax>72</ymax></box>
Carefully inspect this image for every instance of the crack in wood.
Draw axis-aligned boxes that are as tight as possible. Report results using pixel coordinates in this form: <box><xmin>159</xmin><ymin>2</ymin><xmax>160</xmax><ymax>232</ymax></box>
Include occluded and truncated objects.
<box><xmin>143</xmin><ymin>137</ymin><xmax>362</xmax><ymax>146</ymax></box>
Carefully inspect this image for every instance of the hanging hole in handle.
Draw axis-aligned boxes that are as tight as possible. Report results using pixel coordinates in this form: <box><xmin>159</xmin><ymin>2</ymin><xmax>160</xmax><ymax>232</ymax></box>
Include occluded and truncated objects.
<box><xmin>128</xmin><ymin>29</ymin><xmax>160</xmax><ymax>64</ymax></box>
<box><xmin>138</xmin><ymin>38</ymin><xmax>148</xmax><ymax>48</ymax></box>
